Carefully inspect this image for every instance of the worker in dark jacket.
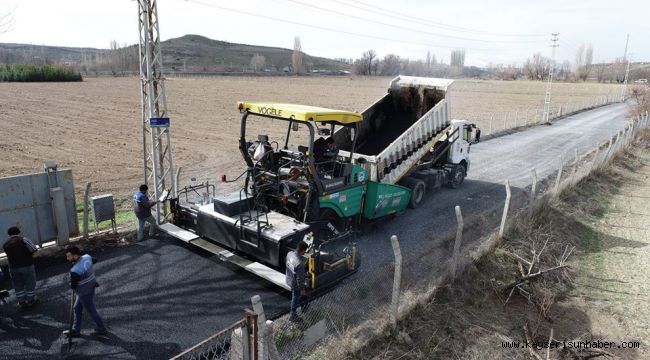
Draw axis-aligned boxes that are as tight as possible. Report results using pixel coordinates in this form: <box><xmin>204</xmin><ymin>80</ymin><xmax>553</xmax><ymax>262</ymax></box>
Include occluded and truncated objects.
<box><xmin>2</xmin><ymin>227</ymin><xmax>38</xmax><ymax>308</ymax></box>
<box><xmin>285</xmin><ymin>241</ymin><xmax>308</xmax><ymax>322</ymax></box>
<box><xmin>133</xmin><ymin>184</ymin><xmax>158</xmax><ymax>241</ymax></box>
<box><xmin>63</xmin><ymin>246</ymin><xmax>107</xmax><ymax>337</ymax></box>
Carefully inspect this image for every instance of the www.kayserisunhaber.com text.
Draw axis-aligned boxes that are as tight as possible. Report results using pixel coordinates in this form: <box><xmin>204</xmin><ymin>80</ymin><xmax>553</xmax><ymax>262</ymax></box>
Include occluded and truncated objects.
<box><xmin>502</xmin><ymin>340</ymin><xmax>640</xmax><ymax>350</ymax></box>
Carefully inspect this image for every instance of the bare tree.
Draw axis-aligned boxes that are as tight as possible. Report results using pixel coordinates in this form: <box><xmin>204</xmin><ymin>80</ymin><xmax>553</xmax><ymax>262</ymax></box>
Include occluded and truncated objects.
<box><xmin>380</xmin><ymin>54</ymin><xmax>401</xmax><ymax>76</ymax></box>
<box><xmin>523</xmin><ymin>52</ymin><xmax>551</xmax><ymax>80</ymax></box>
<box><xmin>250</xmin><ymin>53</ymin><xmax>266</xmax><ymax>72</ymax></box>
<box><xmin>557</xmin><ymin>60</ymin><xmax>573</xmax><ymax>81</ymax></box>
<box><xmin>450</xmin><ymin>49</ymin><xmax>465</xmax><ymax>75</ymax></box>
<box><xmin>575</xmin><ymin>43</ymin><xmax>594</xmax><ymax>81</ymax></box>
<box><xmin>292</xmin><ymin>36</ymin><xmax>303</xmax><ymax>74</ymax></box>
<box><xmin>355</xmin><ymin>49</ymin><xmax>377</xmax><ymax>75</ymax></box>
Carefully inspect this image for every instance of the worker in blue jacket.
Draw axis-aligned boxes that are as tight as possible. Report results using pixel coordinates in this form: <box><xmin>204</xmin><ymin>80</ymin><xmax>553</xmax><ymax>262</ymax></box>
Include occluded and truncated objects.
<box><xmin>62</xmin><ymin>246</ymin><xmax>107</xmax><ymax>337</ymax></box>
<box><xmin>133</xmin><ymin>184</ymin><xmax>159</xmax><ymax>241</ymax></box>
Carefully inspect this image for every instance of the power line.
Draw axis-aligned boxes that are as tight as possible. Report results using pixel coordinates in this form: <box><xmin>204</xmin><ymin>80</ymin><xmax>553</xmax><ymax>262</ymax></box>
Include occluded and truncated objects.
<box><xmin>183</xmin><ymin>0</ymin><xmax>543</xmax><ymax>54</ymax></box>
<box><xmin>336</xmin><ymin>0</ymin><xmax>547</xmax><ymax>38</ymax></box>
<box><xmin>284</xmin><ymin>0</ymin><xmax>547</xmax><ymax>44</ymax></box>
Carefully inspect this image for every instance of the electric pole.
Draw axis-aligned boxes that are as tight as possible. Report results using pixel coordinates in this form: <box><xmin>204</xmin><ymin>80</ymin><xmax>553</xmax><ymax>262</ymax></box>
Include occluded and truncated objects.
<box><xmin>621</xmin><ymin>34</ymin><xmax>630</xmax><ymax>101</ymax></box>
<box><xmin>542</xmin><ymin>33</ymin><xmax>559</xmax><ymax>124</ymax></box>
<box><xmin>137</xmin><ymin>0</ymin><xmax>176</xmax><ymax>223</ymax></box>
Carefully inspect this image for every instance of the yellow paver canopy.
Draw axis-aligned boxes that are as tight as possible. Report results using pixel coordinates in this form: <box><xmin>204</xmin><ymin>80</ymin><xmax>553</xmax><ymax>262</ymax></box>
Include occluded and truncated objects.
<box><xmin>238</xmin><ymin>102</ymin><xmax>362</xmax><ymax>125</ymax></box>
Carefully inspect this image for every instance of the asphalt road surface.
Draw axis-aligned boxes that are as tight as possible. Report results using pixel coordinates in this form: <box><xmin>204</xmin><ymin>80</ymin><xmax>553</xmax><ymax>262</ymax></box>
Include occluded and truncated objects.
<box><xmin>0</xmin><ymin>103</ymin><xmax>630</xmax><ymax>359</ymax></box>
<box><xmin>355</xmin><ymin>102</ymin><xmax>630</xmax><ymax>271</ymax></box>
<box><xmin>0</xmin><ymin>239</ymin><xmax>287</xmax><ymax>360</ymax></box>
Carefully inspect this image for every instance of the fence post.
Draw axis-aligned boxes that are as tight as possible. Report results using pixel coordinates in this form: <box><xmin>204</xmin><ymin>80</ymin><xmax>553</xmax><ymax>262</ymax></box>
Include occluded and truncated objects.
<box><xmin>82</xmin><ymin>182</ymin><xmax>92</xmax><ymax>240</ymax></box>
<box><xmin>515</xmin><ymin>110</ymin><xmax>519</xmax><ymax>127</ymax></box>
<box><xmin>251</xmin><ymin>295</ymin><xmax>267</xmax><ymax>360</ymax></box>
<box><xmin>528</xmin><ymin>169</ymin><xmax>537</xmax><ymax>217</ymax></box>
<box><xmin>390</xmin><ymin>235</ymin><xmax>402</xmax><ymax>331</ymax></box>
<box><xmin>450</xmin><ymin>206</ymin><xmax>463</xmax><ymax>279</ymax></box>
<box><xmin>489</xmin><ymin>114</ymin><xmax>494</xmax><ymax>134</ymax></box>
<box><xmin>574</xmin><ymin>148</ymin><xmax>579</xmax><ymax>164</ymax></box>
<box><xmin>570</xmin><ymin>157</ymin><xmax>579</xmax><ymax>185</ymax></box>
<box><xmin>554</xmin><ymin>160</ymin><xmax>564</xmax><ymax>194</ymax></box>
<box><xmin>612</xmin><ymin>131</ymin><xmax>623</xmax><ymax>158</ymax></box>
<box><xmin>499</xmin><ymin>180</ymin><xmax>511</xmax><ymax>238</ymax></box>
<box><xmin>251</xmin><ymin>295</ymin><xmax>279</xmax><ymax>360</ymax></box>
<box><xmin>503</xmin><ymin>112</ymin><xmax>507</xmax><ymax>130</ymax></box>
<box><xmin>589</xmin><ymin>147</ymin><xmax>600</xmax><ymax>173</ymax></box>
<box><xmin>600</xmin><ymin>138</ymin><xmax>613</xmax><ymax>167</ymax></box>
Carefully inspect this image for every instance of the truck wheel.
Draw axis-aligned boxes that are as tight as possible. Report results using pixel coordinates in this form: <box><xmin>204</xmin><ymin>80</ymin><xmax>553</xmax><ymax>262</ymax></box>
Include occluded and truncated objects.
<box><xmin>402</xmin><ymin>177</ymin><xmax>426</xmax><ymax>209</ymax></box>
<box><xmin>448</xmin><ymin>165</ymin><xmax>465</xmax><ymax>189</ymax></box>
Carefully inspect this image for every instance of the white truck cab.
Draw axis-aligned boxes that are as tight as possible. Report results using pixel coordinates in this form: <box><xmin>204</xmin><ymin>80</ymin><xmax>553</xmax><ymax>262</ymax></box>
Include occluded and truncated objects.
<box><xmin>448</xmin><ymin>119</ymin><xmax>480</xmax><ymax>171</ymax></box>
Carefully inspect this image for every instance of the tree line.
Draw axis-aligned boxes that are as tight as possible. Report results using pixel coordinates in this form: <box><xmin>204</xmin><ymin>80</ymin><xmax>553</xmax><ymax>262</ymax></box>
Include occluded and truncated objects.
<box><xmin>352</xmin><ymin>45</ymin><xmax>643</xmax><ymax>83</ymax></box>
<box><xmin>0</xmin><ymin>64</ymin><xmax>82</xmax><ymax>82</ymax></box>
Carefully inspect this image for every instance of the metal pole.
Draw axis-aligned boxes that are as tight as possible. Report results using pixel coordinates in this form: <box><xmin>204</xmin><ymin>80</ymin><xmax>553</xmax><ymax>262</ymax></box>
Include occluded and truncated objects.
<box><xmin>542</xmin><ymin>33</ymin><xmax>560</xmax><ymax>123</ymax></box>
<box><xmin>621</xmin><ymin>34</ymin><xmax>630</xmax><ymax>101</ymax></box>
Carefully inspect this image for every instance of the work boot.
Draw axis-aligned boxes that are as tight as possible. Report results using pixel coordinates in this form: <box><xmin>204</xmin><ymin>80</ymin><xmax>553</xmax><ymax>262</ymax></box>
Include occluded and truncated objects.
<box><xmin>62</xmin><ymin>330</ymin><xmax>81</xmax><ymax>338</ymax></box>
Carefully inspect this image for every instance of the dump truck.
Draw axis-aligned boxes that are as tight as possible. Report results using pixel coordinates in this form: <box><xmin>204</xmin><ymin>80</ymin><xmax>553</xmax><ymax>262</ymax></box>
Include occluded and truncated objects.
<box><xmin>164</xmin><ymin>76</ymin><xmax>480</xmax><ymax>293</ymax></box>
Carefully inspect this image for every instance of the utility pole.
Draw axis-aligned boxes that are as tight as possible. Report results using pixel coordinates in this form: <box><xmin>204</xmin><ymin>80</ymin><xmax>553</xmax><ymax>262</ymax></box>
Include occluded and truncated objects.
<box><xmin>621</xmin><ymin>34</ymin><xmax>630</xmax><ymax>101</ymax></box>
<box><xmin>542</xmin><ymin>33</ymin><xmax>559</xmax><ymax>124</ymax></box>
<box><xmin>137</xmin><ymin>0</ymin><xmax>176</xmax><ymax>223</ymax></box>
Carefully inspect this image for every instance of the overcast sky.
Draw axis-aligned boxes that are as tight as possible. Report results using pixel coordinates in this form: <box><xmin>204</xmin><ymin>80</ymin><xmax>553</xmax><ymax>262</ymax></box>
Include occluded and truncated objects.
<box><xmin>1</xmin><ymin>0</ymin><xmax>647</xmax><ymax>67</ymax></box>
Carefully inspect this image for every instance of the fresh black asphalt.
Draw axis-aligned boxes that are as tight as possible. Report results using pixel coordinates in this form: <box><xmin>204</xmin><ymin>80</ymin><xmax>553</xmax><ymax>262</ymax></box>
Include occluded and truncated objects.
<box><xmin>0</xmin><ymin>238</ymin><xmax>287</xmax><ymax>359</ymax></box>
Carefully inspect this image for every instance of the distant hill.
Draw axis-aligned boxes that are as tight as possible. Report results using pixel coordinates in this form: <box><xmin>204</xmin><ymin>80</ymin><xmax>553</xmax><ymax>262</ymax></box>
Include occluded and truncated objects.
<box><xmin>162</xmin><ymin>35</ymin><xmax>348</xmax><ymax>72</ymax></box>
<box><xmin>0</xmin><ymin>34</ymin><xmax>351</xmax><ymax>74</ymax></box>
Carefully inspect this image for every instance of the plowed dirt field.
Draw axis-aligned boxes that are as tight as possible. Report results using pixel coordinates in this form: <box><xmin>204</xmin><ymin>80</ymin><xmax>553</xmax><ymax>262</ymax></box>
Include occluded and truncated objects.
<box><xmin>0</xmin><ymin>76</ymin><xmax>621</xmax><ymax>203</ymax></box>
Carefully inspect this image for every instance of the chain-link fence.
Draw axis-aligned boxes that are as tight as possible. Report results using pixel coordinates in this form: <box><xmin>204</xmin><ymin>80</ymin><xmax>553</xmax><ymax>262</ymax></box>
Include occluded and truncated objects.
<box><xmin>478</xmin><ymin>94</ymin><xmax>624</xmax><ymax>137</ymax></box>
<box><xmin>171</xmin><ymin>310</ymin><xmax>258</xmax><ymax>360</ymax></box>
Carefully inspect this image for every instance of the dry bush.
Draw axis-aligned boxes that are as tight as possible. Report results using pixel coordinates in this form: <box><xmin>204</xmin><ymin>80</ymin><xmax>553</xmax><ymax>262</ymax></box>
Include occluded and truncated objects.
<box><xmin>628</xmin><ymin>84</ymin><xmax>650</xmax><ymax>117</ymax></box>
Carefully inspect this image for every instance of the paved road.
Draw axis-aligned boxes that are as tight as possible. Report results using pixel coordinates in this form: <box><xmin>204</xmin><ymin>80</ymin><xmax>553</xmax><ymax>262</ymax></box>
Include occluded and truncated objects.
<box><xmin>0</xmin><ymin>239</ymin><xmax>287</xmax><ymax>359</ymax></box>
<box><xmin>356</xmin><ymin>103</ymin><xmax>630</xmax><ymax>271</ymax></box>
<box><xmin>0</xmin><ymin>103</ymin><xmax>631</xmax><ymax>359</ymax></box>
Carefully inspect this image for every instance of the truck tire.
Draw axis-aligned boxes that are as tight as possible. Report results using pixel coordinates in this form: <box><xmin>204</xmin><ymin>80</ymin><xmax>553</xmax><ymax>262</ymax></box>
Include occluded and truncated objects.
<box><xmin>448</xmin><ymin>164</ymin><xmax>465</xmax><ymax>189</ymax></box>
<box><xmin>402</xmin><ymin>177</ymin><xmax>426</xmax><ymax>209</ymax></box>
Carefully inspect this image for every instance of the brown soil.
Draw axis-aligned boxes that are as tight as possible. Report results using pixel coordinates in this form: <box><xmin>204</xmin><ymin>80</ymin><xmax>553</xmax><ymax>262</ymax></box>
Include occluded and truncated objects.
<box><xmin>0</xmin><ymin>76</ymin><xmax>620</xmax><ymax>204</ymax></box>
